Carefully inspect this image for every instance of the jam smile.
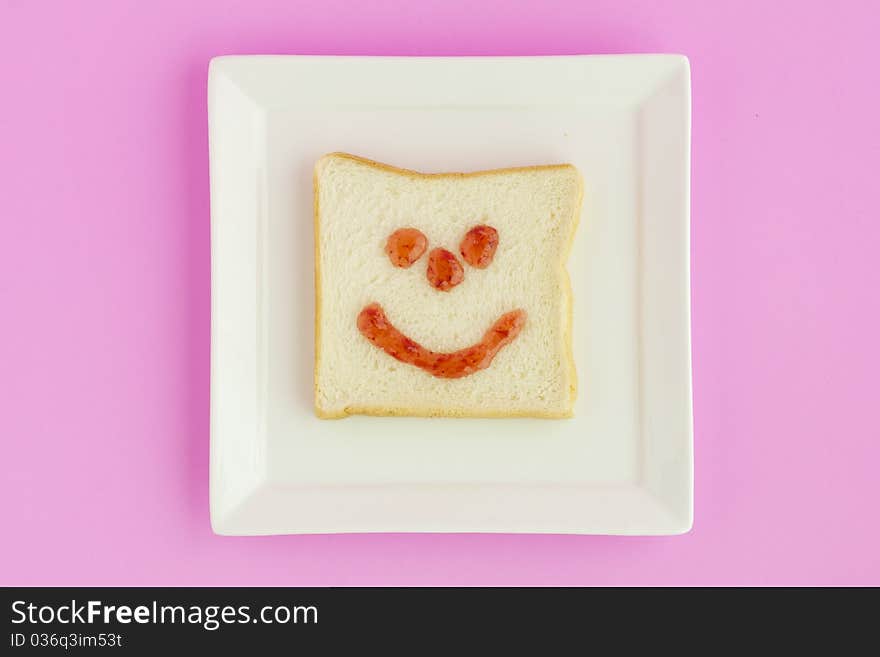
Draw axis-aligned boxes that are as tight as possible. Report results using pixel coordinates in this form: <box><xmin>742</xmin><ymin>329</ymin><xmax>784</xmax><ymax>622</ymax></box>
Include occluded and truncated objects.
<box><xmin>357</xmin><ymin>303</ymin><xmax>526</xmax><ymax>379</ymax></box>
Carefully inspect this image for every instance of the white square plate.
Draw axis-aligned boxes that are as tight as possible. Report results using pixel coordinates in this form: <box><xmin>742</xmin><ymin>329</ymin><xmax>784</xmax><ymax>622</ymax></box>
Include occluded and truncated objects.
<box><xmin>208</xmin><ymin>55</ymin><xmax>692</xmax><ymax>535</ymax></box>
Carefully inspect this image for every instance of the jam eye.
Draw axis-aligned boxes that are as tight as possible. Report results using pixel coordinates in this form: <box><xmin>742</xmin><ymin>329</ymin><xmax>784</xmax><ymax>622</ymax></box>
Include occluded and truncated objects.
<box><xmin>385</xmin><ymin>228</ymin><xmax>428</xmax><ymax>268</ymax></box>
<box><xmin>459</xmin><ymin>224</ymin><xmax>499</xmax><ymax>268</ymax></box>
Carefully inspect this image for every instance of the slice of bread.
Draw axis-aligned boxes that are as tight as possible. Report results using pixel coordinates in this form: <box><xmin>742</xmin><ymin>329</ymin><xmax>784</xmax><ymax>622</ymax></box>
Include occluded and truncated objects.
<box><xmin>314</xmin><ymin>153</ymin><xmax>583</xmax><ymax>419</ymax></box>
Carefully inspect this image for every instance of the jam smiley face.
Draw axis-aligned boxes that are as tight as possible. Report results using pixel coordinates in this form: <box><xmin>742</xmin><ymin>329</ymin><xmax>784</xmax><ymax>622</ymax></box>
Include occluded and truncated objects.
<box><xmin>357</xmin><ymin>224</ymin><xmax>526</xmax><ymax>379</ymax></box>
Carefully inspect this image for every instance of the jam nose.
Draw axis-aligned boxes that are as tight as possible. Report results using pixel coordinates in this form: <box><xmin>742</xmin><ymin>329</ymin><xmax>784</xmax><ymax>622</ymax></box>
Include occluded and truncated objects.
<box><xmin>426</xmin><ymin>248</ymin><xmax>464</xmax><ymax>291</ymax></box>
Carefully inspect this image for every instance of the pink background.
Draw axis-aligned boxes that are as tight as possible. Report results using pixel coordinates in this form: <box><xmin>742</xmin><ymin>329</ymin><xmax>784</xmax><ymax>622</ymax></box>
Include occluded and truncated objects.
<box><xmin>2</xmin><ymin>0</ymin><xmax>878</xmax><ymax>586</ymax></box>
